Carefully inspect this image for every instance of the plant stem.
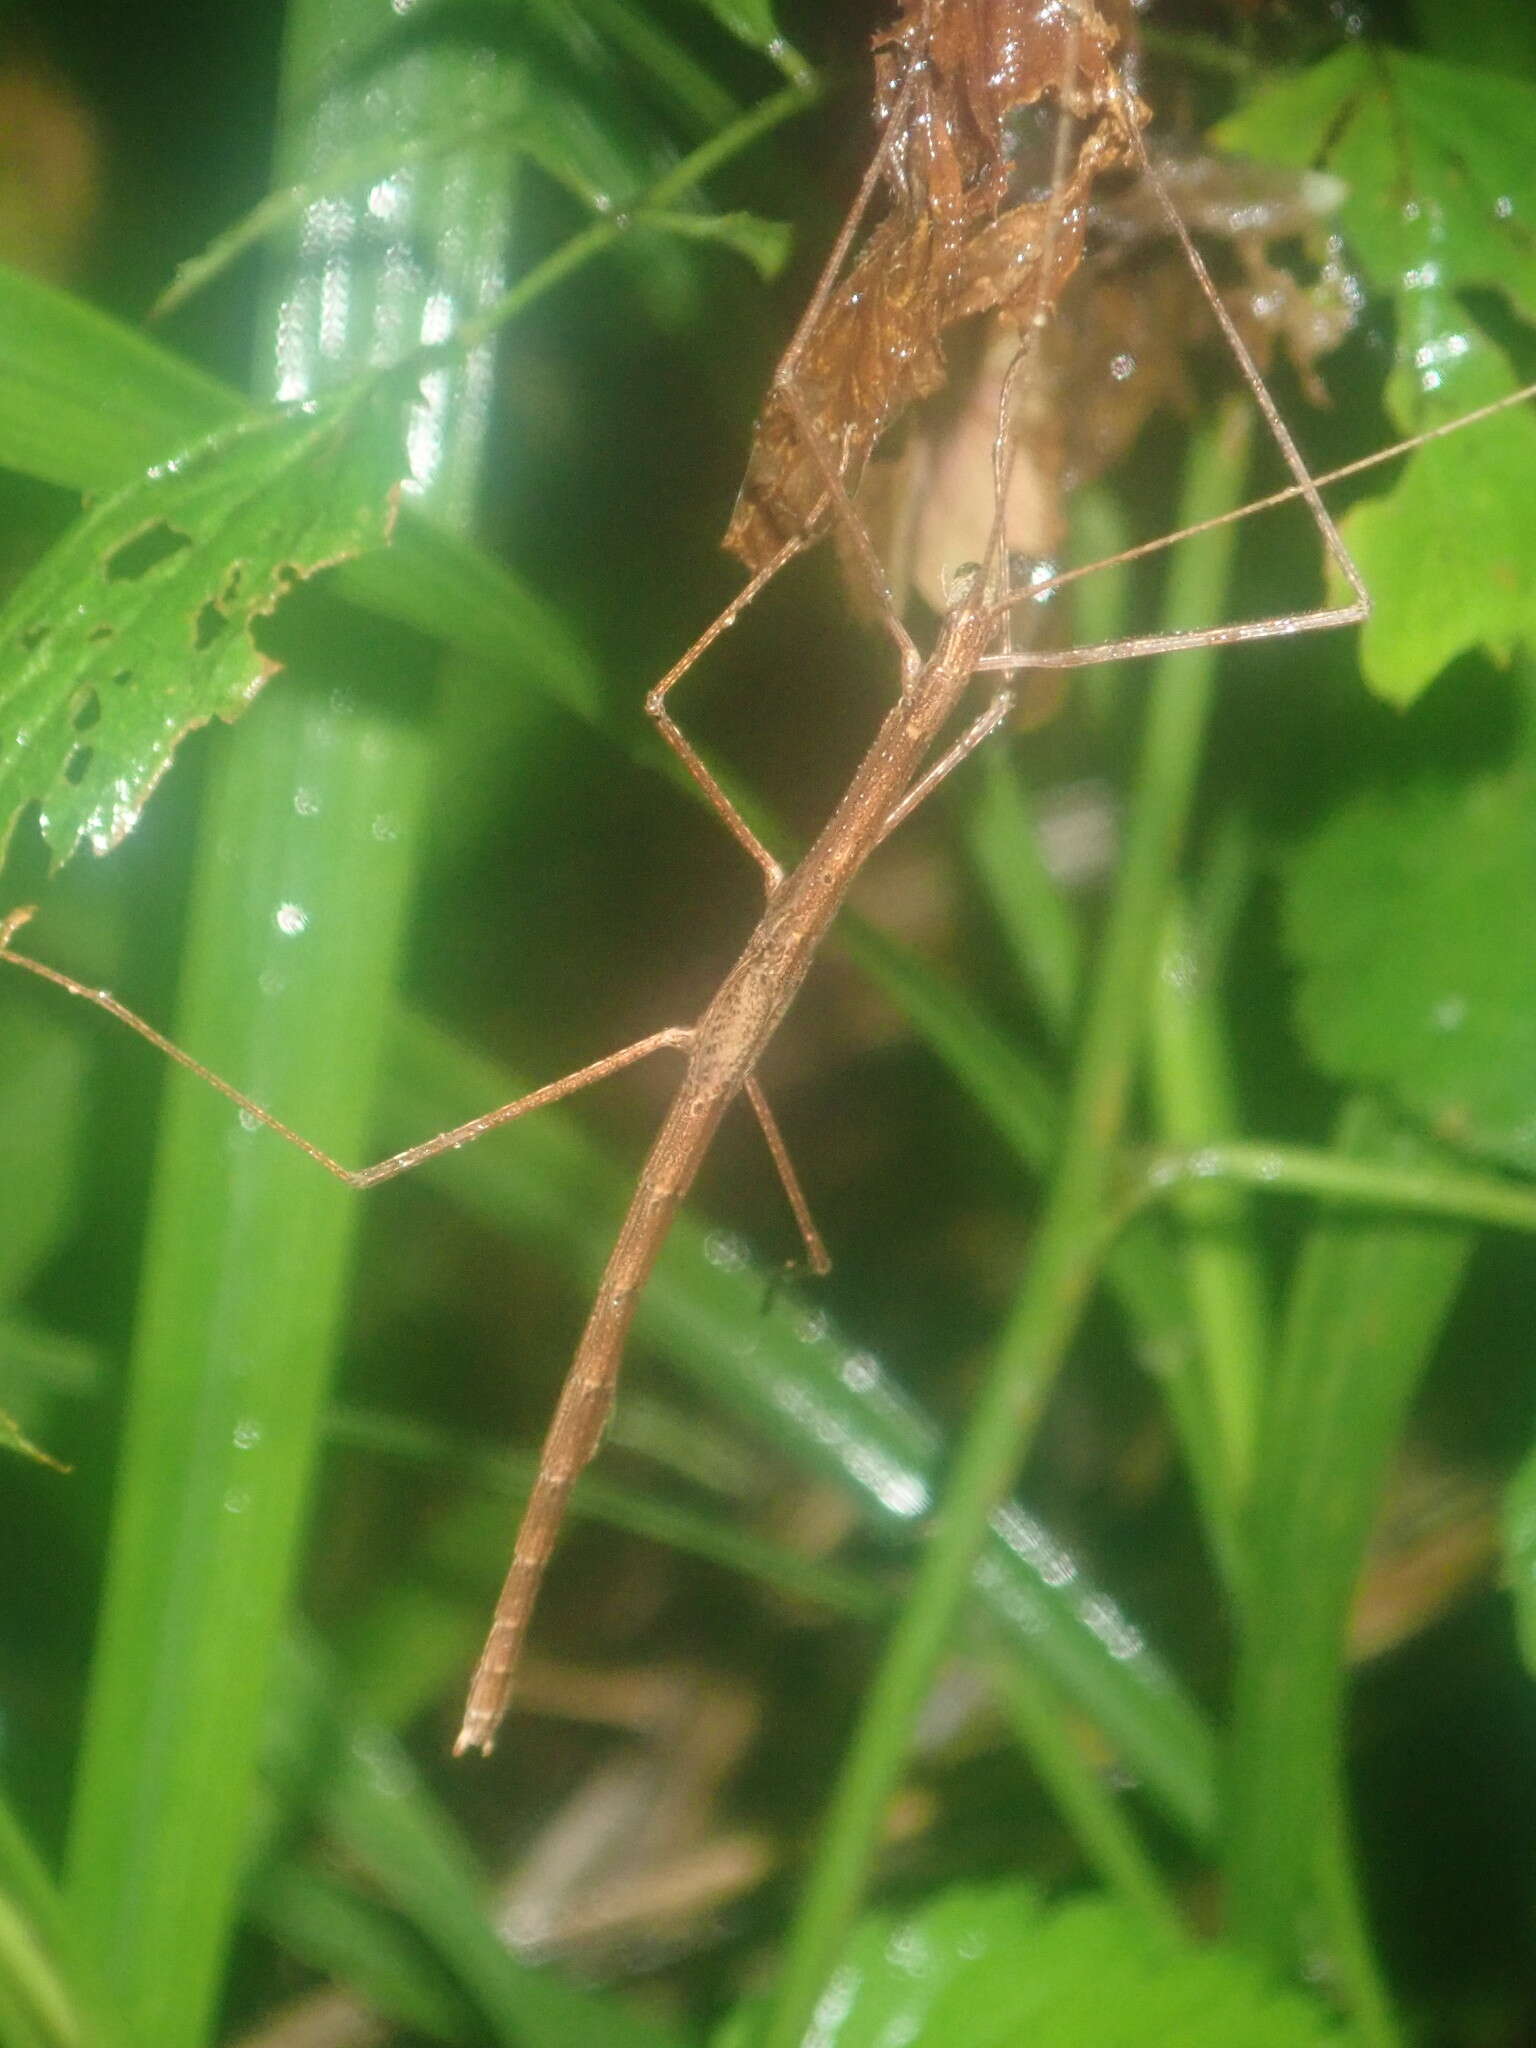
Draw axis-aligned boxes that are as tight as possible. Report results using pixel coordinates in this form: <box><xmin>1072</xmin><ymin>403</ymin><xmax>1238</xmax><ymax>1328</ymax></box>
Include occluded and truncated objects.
<box><xmin>757</xmin><ymin>402</ymin><xmax>1250</xmax><ymax>2048</ymax></box>
<box><xmin>1133</xmin><ymin>1138</ymin><xmax>1536</xmax><ymax>1235</ymax></box>
<box><xmin>454</xmin><ymin>80</ymin><xmax>815</xmax><ymax>354</ymax></box>
<box><xmin>1147</xmin><ymin>896</ymin><xmax>1270</xmax><ymax>1537</ymax></box>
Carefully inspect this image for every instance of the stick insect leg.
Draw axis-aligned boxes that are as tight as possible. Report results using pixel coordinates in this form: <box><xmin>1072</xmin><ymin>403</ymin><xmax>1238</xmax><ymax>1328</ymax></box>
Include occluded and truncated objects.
<box><xmin>777</xmin><ymin>382</ymin><xmax>921</xmax><ymax>688</ymax></box>
<box><xmin>878</xmin><ymin>687</ymin><xmax>1017</xmax><ymax>845</ymax></box>
<box><xmin>648</xmin><ymin>66</ymin><xmax>935</xmax><ymax>889</ymax></box>
<box><xmin>745</xmin><ymin>1076</ymin><xmax>831</xmax><ymax>1276</ymax></box>
<box><xmin>768</xmin><ymin>68</ymin><xmax>925</xmax><ymax>690</ymax></box>
<box><xmin>1008</xmin><ymin>373</ymin><xmax>1536</xmax><ymax>622</ymax></box>
<box><xmin>978</xmin><ymin>83</ymin><xmax>1370</xmax><ymax>679</ymax></box>
<box><xmin>645</xmin><ymin>535</ymin><xmax>808</xmax><ymax>893</ymax></box>
<box><xmin>0</xmin><ymin>906</ymin><xmax>693</xmax><ymax>1188</ymax></box>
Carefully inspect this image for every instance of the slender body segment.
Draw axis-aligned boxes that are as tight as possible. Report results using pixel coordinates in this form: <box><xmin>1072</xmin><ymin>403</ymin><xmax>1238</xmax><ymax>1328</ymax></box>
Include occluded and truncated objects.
<box><xmin>456</xmin><ymin>595</ymin><xmax>996</xmax><ymax>1749</ymax></box>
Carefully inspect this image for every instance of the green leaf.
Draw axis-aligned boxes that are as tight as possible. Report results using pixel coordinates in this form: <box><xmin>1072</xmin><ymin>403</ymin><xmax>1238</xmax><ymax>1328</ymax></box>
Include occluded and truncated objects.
<box><xmin>716</xmin><ymin>1884</ymin><xmax>1356</xmax><ymax>2048</ymax></box>
<box><xmin>1342</xmin><ymin>334</ymin><xmax>1536</xmax><ymax>701</ymax></box>
<box><xmin>0</xmin><ymin>1797</ymin><xmax>110</xmax><ymax>2048</ymax></box>
<box><xmin>1217</xmin><ymin>48</ymin><xmax>1536</xmax><ymax>318</ymax></box>
<box><xmin>1216</xmin><ymin>47</ymin><xmax>1536</xmax><ymax>700</ymax></box>
<box><xmin>1226</xmin><ymin>1099</ymin><xmax>1472</xmax><ymax>1976</ymax></box>
<box><xmin>1502</xmin><ymin>1433</ymin><xmax>1536</xmax><ymax>1679</ymax></box>
<box><xmin>640</xmin><ymin>205</ymin><xmax>791</xmax><ymax>278</ymax></box>
<box><xmin>0</xmin><ymin>262</ymin><xmax>234</xmax><ymax>493</ymax></box>
<box><xmin>0</xmin><ymin>999</ymin><xmax>86</xmax><ymax>1302</ymax></box>
<box><xmin>686</xmin><ymin>0</ymin><xmax>812</xmax><ymax>86</ymax></box>
<box><xmin>0</xmin><ymin>261</ymin><xmax>604</xmax><ymax>741</ymax></box>
<box><xmin>254</xmin><ymin>1859</ymin><xmax>472</xmax><ymax>2043</ymax></box>
<box><xmin>0</xmin><ymin>387</ymin><xmax>406</xmax><ymax>868</ymax></box>
<box><xmin>1283</xmin><ymin>693</ymin><xmax>1536</xmax><ymax>1173</ymax></box>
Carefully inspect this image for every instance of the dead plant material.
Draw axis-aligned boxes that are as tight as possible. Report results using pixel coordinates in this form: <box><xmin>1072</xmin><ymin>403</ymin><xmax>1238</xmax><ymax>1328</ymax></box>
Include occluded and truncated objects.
<box><xmin>724</xmin><ymin>0</ymin><xmax>1145</xmax><ymax>572</ymax></box>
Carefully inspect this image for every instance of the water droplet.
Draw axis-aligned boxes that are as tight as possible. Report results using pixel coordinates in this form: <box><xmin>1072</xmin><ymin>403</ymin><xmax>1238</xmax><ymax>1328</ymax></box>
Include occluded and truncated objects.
<box><xmin>275</xmin><ymin>901</ymin><xmax>309</xmax><ymax>936</ymax></box>
<box><xmin>839</xmin><ymin>1350</ymin><xmax>878</xmax><ymax>1393</ymax></box>
<box><xmin>232</xmin><ymin>1419</ymin><xmax>262</xmax><ymax>1450</ymax></box>
<box><xmin>293</xmin><ymin>787</ymin><xmax>320</xmax><ymax>817</ymax></box>
<box><xmin>1109</xmin><ymin>350</ymin><xmax>1135</xmax><ymax>382</ymax></box>
<box><xmin>1432</xmin><ymin>994</ymin><xmax>1467</xmax><ymax>1031</ymax></box>
<box><xmin>704</xmin><ymin>1229</ymin><xmax>749</xmax><ymax>1272</ymax></box>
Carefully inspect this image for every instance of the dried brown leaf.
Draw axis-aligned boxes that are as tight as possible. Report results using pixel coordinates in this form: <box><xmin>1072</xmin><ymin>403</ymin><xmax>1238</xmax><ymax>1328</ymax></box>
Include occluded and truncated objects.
<box><xmin>725</xmin><ymin>0</ymin><xmax>1143</xmax><ymax>572</ymax></box>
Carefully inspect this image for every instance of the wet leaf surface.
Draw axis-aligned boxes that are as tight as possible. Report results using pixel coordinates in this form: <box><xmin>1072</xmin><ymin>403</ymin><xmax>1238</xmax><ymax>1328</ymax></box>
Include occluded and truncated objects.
<box><xmin>717</xmin><ymin>1882</ymin><xmax>1356</xmax><ymax>2046</ymax></box>
<box><xmin>0</xmin><ymin>383</ymin><xmax>406</xmax><ymax>867</ymax></box>
<box><xmin>1218</xmin><ymin>48</ymin><xmax>1536</xmax><ymax>701</ymax></box>
<box><xmin>1283</xmin><ymin>683</ymin><xmax>1536</xmax><ymax>1173</ymax></box>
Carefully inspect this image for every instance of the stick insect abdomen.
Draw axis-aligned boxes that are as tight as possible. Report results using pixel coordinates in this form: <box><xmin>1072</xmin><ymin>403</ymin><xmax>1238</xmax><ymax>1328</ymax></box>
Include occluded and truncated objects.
<box><xmin>456</xmin><ymin>599</ymin><xmax>996</xmax><ymax>1751</ymax></box>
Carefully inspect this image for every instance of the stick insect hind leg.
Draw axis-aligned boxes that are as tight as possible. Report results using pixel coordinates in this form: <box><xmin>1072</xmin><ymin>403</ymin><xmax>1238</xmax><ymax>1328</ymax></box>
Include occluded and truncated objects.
<box><xmin>0</xmin><ymin>905</ymin><xmax>834</xmax><ymax>1276</ymax></box>
<box><xmin>0</xmin><ymin>906</ymin><xmax>701</xmax><ymax>1186</ymax></box>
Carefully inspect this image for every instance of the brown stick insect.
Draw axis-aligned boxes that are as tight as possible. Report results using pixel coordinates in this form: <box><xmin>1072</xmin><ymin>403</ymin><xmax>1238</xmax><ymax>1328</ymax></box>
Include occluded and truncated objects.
<box><xmin>4</xmin><ymin>0</ymin><xmax>1534</xmax><ymax>1760</ymax></box>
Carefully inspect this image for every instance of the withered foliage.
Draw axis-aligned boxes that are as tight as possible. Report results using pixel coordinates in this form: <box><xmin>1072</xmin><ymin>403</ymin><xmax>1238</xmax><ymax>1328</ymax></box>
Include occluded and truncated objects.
<box><xmin>724</xmin><ymin>0</ymin><xmax>1144</xmax><ymax>573</ymax></box>
<box><xmin>867</xmin><ymin>141</ymin><xmax>1356</xmax><ymax>622</ymax></box>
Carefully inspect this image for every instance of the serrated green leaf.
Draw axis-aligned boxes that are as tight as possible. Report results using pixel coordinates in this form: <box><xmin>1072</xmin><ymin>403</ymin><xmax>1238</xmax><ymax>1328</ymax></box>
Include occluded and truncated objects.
<box><xmin>1283</xmin><ymin>701</ymin><xmax>1536</xmax><ymax>1172</ymax></box>
<box><xmin>1217</xmin><ymin>48</ymin><xmax>1536</xmax><ymax>700</ymax></box>
<box><xmin>1216</xmin><ymin>49</ymin><xmax>1536</xmax><ymax>320</ymax></box>
<box><xmin>1340</xmin><ymin>332</ymin><xmax>1536</xmax><ymax>700</ymax></box>
<box><xmin>716</xmin><ymin>1884</ymin><xmax>1356</xmax><ymax>2048</ymax></box>
<box><xmin>0</xmin><ymin>385</ymin><xmax>406</xmax><ymax>868</ymax></box>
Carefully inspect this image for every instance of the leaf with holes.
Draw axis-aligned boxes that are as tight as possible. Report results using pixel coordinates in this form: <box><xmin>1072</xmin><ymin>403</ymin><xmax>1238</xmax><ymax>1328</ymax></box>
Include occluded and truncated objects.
<box><xmin>0</xmin><ymin>382</ymin><xmax>407</xmax><ymax>868</ymax></box>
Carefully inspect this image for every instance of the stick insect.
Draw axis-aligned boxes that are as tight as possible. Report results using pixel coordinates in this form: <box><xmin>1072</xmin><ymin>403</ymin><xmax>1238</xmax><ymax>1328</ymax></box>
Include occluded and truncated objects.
<box><xmin>4</xmin><ymin>0</ymin><xmax>1535</xmax><ymax>1762</ymax></box>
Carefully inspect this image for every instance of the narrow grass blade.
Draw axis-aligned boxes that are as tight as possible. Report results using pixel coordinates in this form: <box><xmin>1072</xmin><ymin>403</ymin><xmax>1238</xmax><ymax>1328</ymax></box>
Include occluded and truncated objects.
<box><xmin>0</xmin><ymin>1798</ymin><xmax>100</xmax><ymax>2048</ymax></box>
<box><xmin>256</xmin><ymin>1636</ymin><xmax>690</xmax><ymax>2048</ymax></box>
<box><xmin>962</xmin><ymin>745</ymin><xmax>1082</xmax><ymax>1042</ymax></box>
<box><xmin>61</xmin><ymin>6</ymin><xmax>515</xmax><ymax>2042</ymax></box>
<box><xmin>1147</xmin><ymin>896</ymin><xmax>1271</xmax><ymax>1533</ymax></box>
<box><xmin>1225</xmin><ymin>1097</ymin><xmax>1473</xmax><ymax>1983</ymax></box>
